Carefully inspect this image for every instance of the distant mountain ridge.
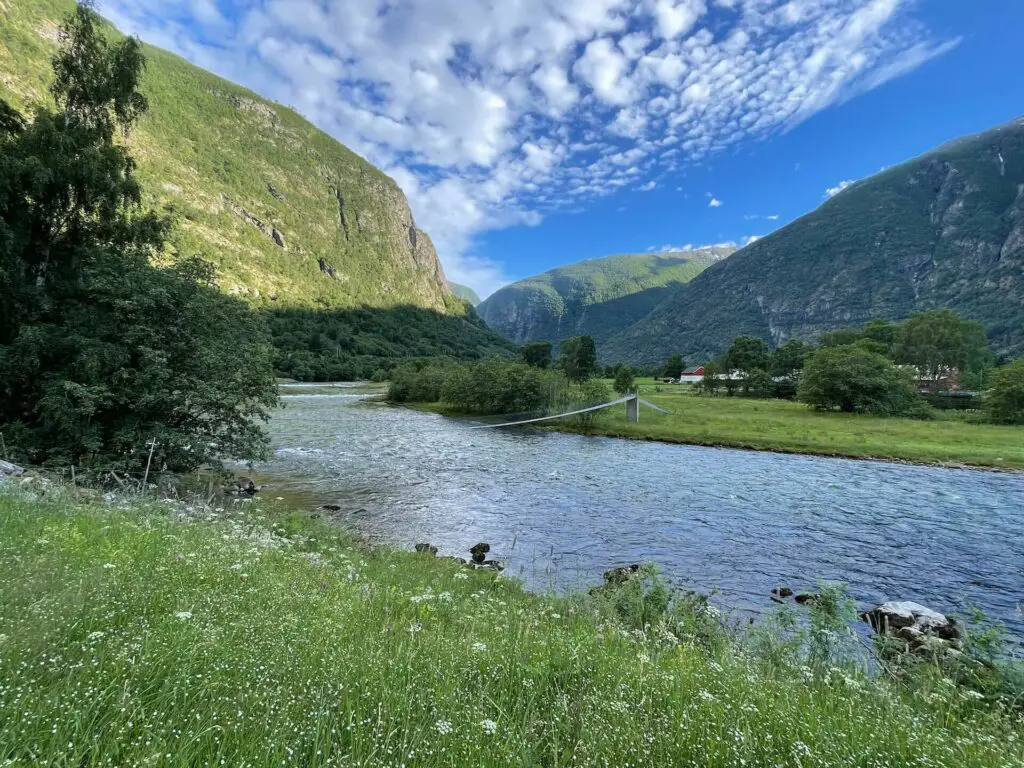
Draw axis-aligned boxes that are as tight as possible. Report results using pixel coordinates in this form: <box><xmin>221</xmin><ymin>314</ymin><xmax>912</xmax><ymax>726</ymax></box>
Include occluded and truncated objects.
<box><xmin>603</xmin><ymin>119</ymin><xmax>1024</xmax><ymax>364</ymax></box>
<box><xmin>477</xmin><ymin>247</ymin><xmax>735</xmax><ymax>349</ymax></box>
<box><xmin>449</xmin><ymin>283</ymin><xmax>481</xmax><ymax>305</ymax></box>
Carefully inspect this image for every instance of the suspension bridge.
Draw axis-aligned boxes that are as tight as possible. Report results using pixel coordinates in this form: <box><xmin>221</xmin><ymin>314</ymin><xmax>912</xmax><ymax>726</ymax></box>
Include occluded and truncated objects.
<box><xmin>470</xmin><ymin>393</ymin><xmax>672</xmax><ymax>430</ymax></box>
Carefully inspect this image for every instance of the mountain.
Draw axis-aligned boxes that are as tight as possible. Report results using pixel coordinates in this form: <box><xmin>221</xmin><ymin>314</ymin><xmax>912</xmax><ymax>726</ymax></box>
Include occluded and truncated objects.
<box><xmin>477</xmin><ymin>248</ymin><xmax>735</xmax><ymax>350</ymax></box>
<box><xmin>449</xmin><ymin>283</ymin><xmax>481</xmax><ymax>305</ymax></box>
<box><xmin>604</xmin><ymin>119</ymin><xmax>1024</xmax><ymax>365</ymax></box>
<box><xmin>1</xmin><ymin>0</ymin><xmax>515</xmax><ymax>379</ymax></box>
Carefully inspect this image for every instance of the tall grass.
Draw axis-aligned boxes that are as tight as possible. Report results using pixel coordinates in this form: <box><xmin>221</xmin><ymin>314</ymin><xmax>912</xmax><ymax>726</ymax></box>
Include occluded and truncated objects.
<box><xmin>0</xmin><ymin>483</ymin><xmax>1021</xmax><ymax>766</ymax></box>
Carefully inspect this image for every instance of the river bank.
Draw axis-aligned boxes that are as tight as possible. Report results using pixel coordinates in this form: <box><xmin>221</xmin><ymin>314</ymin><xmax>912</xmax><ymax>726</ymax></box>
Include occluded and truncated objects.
<box><xmin>405</xmin><ymin>389</ymin><xmax>1024</xmax><ymax>472</ymax></box>
<box><xmin>1</xmin><ymin>481</ymin><xmax>1021</xmax><ymax>766</ymax></box>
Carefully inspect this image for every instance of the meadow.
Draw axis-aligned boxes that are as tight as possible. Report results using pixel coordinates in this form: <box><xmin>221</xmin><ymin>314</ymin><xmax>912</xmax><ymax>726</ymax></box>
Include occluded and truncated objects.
<box><xmin>562</xmin><ymin>380</ymin><xmax>1024</xmax><ymax>471</ymax></box>
<box><xmin>0</xmin><ymin>481</ymin><xmax>1022</xmax><ymax>766</ymax></box>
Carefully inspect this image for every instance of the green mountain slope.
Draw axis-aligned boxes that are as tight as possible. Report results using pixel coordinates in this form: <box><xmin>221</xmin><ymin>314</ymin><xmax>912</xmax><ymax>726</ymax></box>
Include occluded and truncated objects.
<box><xmin>1</xmin><ymin>0</ymin><xmax>515</xmax><ymax>379</ymax></box>
<box><xmin>604</xmin><ymin>119</ymin><xmax>1024</xmax><ymax>365</ymax></box>
<box><xmin>449</xmin><ymin>283</ymin><xmax>481</xmax><ymax>305</ymax></box>
<box><xmin>477</xmin><ymin>248</ymin><xmax>735</xmax><ymax>349</ymax></box>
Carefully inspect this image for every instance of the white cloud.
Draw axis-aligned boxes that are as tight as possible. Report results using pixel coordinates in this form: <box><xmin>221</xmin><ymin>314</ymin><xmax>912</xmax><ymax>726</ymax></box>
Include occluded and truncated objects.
<box><xmin>825</xmin><ymin>180</ymin><xmax>856</xmax><ymax>198</ymax></box>
<box><xmin>95</xmin><ymin>0</ymin><xmax>954</xmax><ymax>296</ymax></box>
<box><xmin>743</xmin><ymin>235</ymin><xmax>762</xmax><ymax>245</ymax></box>
<box><xmin>638</xmin><ymin>180</ymin><xmax>657</xmax><ymax>191</ymax></box>
<box><xmin>708</xmin><ymin>197</ymin><xmax>724</xmax><ymax>208</ymax></box>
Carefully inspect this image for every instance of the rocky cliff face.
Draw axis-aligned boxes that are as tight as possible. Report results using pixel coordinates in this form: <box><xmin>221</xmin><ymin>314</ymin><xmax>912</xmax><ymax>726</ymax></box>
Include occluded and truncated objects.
<box><xmin>478</xmin><ymin>248</ymin><xmax>735</xmax><ymax>349</ymax></box>
<box><xmin>0</xmin><ymin>0</ymin><xmax>452</xmax><ymax>314</ymax></box>
<box><xmin>604</xmin><ymin>119</ymin><xmax>1024</xmax><ymax>365</ymax></box>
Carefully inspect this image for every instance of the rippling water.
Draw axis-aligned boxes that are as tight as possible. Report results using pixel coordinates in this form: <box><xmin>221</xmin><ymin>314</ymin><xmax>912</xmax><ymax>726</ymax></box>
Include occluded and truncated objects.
<box><xmin>256</xmin><ymin>391</ymin><xmax>1024</xmax><ymax>635</ymax></box>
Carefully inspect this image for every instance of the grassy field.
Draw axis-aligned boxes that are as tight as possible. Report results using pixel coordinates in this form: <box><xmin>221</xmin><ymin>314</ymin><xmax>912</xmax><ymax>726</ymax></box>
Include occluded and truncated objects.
<box><xmin>552</xmin><ymin>379</ymin><xmax>1024</xmax><ymax>471</ymax></box>
<box><xmin>0</xmin><ymin>483</ymin><xmax>1022</xmax><ymax>766</ymax></box>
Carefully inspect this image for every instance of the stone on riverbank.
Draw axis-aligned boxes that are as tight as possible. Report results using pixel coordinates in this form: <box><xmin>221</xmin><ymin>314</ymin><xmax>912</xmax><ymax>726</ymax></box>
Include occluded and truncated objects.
<box><xmin>0</xmin><ymin>460</ymin><xmax>24</xmax><ymax>477</ymax></box>
<box><xmin>859</xmin><ymin>601</ymin><xmax>963</xmax><ymax>652</ymax></box>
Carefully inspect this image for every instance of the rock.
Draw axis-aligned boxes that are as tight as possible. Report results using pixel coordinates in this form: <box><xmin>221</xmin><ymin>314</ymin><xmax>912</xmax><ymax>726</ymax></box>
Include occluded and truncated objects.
<box><xmin>267</xmin><ymin>183</ymin><xmax>284</xmax><ymax>201</ymax></box>
<box><xmin>318</xmin><ymin>258</ymin><xmax>339</xmax><ymax>279</ymax></box>
<box><xmin>859</xmin><ymin>601</ymin><xmax>962</xmax><ymax>644</ymax></box>
<box><xmin>466</xmin><ymin>560</ymin><xmax>503</xmax><ymax>572</ymax></box>
<box><xmin>0</xmin><ymin>460</ymin><xmax>25</xmax><ymax>477</ymax></box>
<box><xmin>794</xmin><ymin>592</ymin><xmax>819</xmax><ymax>605</ymax></box>
<box><xmin>469</xmin><ymin>542</ymin><xmax>490</xmax><ymax>564</ymax></box>
<box><xmin>771</xmin><ymin>586</ymin><xmax>794</xmax><ymax>599</ymax></box>
<box><xmin>271</xmin><ymin>228</ymin><xmax>286</xmax><ymax>248</ymax></box>
<box><xmin>602</xmin><ymin>564</ymin><xmax>641</xmax><ymax>586</ymax></box>
<box><xmin>414</xmin><ymin>543</ymin><xmax>438</xmax><ymax>556</ymax></box>
<box><xmin>234</xmin><ymin>478</ymin><xmax>259</xmax><ymax>496</ymax></box>
<box><xmin>321</xmin><ymin>504</ymin><xmax>342</xmax><ymax>512</ymax></box>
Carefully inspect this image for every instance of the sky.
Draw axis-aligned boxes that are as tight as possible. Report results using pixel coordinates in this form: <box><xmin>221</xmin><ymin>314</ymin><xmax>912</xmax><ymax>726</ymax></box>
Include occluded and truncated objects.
<box><xmin>95</xmin><ymin>0</ymin><xmax>1024</xmax><ymax>299</ymax></box>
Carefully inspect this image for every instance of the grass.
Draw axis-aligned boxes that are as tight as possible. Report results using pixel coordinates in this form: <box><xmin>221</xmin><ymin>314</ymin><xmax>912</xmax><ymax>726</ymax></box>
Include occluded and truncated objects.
<box><xmin>1</xmin><ymin>482</ymin><xmax>1022</xmax><ymax>766</ymax></box>
<box><xmin>546</xmin><ymin>380</ymin><xmax>1024</xmax><ymax>471</ymax></box>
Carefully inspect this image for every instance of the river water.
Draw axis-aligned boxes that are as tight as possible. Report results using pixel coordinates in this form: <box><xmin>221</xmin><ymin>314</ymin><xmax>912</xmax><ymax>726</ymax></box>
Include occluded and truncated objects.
<box><xmin>257</xmin><ymin>388</ymin><xmax>1024</xmax><ymax>635</ymax></box>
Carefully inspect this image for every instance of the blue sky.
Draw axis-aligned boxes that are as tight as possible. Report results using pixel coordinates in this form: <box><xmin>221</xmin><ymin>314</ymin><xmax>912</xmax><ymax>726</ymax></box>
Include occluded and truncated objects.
<box><xmin>97</xmin><ymin>0</ymin><xmax>1024</xmax><ymax>298</ymax></box>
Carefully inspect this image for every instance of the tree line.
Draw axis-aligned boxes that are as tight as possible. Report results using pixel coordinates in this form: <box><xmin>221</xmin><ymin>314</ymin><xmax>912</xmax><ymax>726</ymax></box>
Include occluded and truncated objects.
<box><xmin>686</xmin><ymin>310</ymin><xmax>1022</xmax><ymax>424</ymax></box>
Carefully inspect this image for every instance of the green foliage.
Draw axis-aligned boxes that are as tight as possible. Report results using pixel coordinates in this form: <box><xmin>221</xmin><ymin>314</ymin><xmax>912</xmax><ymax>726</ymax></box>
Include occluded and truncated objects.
<box><xmin>2</xmin><ymin>491</ymin><xmax>1022</xmax><ymax>766</ymax></box>
<box><xmin>799</xmin><ymin>345</ymin><xmax>928</xmax><ymax>416</ymax></box>
<box><xmin>984</xmin><ymin>359</ymin><xmax>1024</xmax><ymax>424</ymax></box>
<box><xmin>770</xmin><ymin>340</ymin><xmax>813</xmax><ymax>377</ymax></box>
<box><xmin>725</xmin><ymin>336</ymin><xmax>770</xmax><ymax>373</ymax></box>
<box><xmin>559</xmin><ymin>335</ymin><xmax>599</xmax><ymax>382</ymax></box>
<box><xmin>662</xmin><ymin>353</ymin><xmax>685</xmax><ymax>378</ymax></box>
<box><xmin>613</xmin><ymin>365</ymin><xmax>636</xmax><ymax>394</ymax></box>
<box><xmin>603</xmin><ymin>119</ymin><xmax>1024</xmax><ymax>365</ymax></box>
<box><xmin>0</xmin><ymin>3</ymin><xmax>276</xmax><ymax>471</ymax></box>
<box><xmin>266</xmin><ymin>306</ymin><xmax>515</xmax><ymax>382</ymax></box>
<box><xmin>383</xmin><ymin>360</ymin><xmax>454</xmax><ymax>405</ymax></box>
<box><xmin>439</xmin><ymin>359</ymin><xmax>565</xmax><ymax>415</ymax></box>
<box><xmin>894</xmin><ymin>309</ymin><xmax>995</xmax><ymax>381</ymax></box>
<box><xmin>477</xmin><ymin>248</ymin><xmax>733</xmax><ymax>350</ymax></box>
<box><xmin>520</xmin><ymin>341</ymin><xmax>553</xmax><ymax>369</ymax></box>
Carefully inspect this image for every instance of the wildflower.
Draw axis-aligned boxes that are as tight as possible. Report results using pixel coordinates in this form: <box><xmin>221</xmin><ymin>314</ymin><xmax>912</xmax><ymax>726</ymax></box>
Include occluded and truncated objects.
<box><xmin>87</xmin><ymin>631</ymin><xmax>105</xmax><ymax>641</ymax></box>
<box><xmin>435</xmin><ymin>720</ymin><xmax>452</xmax><ymax>735</ymax></box>
<box><xmin>408</xmin><ymin>623</ymin><xmax>422</xmax><ymax>634</ymax></box>
<box><xmin>453</xmin><ymin>572</ymin><xmax>469</xmax><ymax>581</ymax></box>
<box><xmin>480</xmin><ymin>719</ymin><xmax>497</xmax><ymax>735</ymax></box>
<box><xmin>963</xmin><ymin>689</ymin><xmax>985</xmax><ymax>700</ymax></box>
<box><xmin>175</xmin><ymin>611</ymin><xmax>193</xmax><ymax>621</ymax></box>
<box><xmin>230</xmin><ymin>563</ymin><xmax>243</xmax><ymax>571</ymax></box>
<box><xmin>103</xmin><ymin>563</ymin><xmax>116</xmax><ymax>570</ymax></box>
<box><xmin>472</xmin><ymin>642</ymin><xmax>487</xmax><ymax>652</ymax></box>
<box><xmin>698</xmin><ymin>689</ymin><xmax>717</xmax><ymax>703</ymax></box>
<box><xmin>550</xmin><ymin>613</ymin><xmax>561</xmax><ymax>619</ymax></box>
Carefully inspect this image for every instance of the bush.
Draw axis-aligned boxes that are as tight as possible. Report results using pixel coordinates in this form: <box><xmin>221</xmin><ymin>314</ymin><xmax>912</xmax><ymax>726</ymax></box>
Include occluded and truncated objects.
<box><xmin>799</xmin><ymin>345</ymin><xmax>930</xmax><ymax>417</ymax></box>
<box><xmin>984</xmin><ymin>359</ymin><xmax>1024</xmax><ymax>424</ymax></box>
<box><xmin>613</xmin><ymin>366</ymin><xmax>635</xmax><ymax>394</ymax></box>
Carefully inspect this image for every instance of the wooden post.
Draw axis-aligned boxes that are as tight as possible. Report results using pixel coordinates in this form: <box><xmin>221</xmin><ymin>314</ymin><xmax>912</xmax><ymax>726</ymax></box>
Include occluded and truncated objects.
<box><xmin>626</xmin><ymin>393</ymin><xmax>639</xmax><ymax>424</ymax></box>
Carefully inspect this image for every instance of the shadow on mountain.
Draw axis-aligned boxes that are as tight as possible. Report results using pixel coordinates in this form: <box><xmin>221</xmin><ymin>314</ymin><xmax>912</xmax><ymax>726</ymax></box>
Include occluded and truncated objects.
<box><xmin>264</xmin><ymin>305</ymin><xmax>518</xmax><ymax>382</ymax></box>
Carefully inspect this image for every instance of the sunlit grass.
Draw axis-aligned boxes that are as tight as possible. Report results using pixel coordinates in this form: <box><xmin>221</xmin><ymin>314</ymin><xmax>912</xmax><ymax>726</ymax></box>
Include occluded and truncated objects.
<box><xmin>0</xmin><ymin>485</ymin><xmax>1021</xmax><ymax>766</ymax></box>
<box><xmin>566</xmin><ymin>382</ymin><xmax>1024</xmax><ymax>470</ymax></box>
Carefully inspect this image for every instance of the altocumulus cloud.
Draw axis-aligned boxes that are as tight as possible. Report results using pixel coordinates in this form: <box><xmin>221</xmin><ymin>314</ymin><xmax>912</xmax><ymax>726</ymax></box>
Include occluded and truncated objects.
<box><xmin>96</xmin><ymin>0</ymin><xmax>956</xmax><ymax>297</ymax></box>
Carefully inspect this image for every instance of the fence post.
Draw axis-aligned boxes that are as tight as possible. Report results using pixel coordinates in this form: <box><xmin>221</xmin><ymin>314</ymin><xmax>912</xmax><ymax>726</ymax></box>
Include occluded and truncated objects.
<box><xmin>626</xmin><ymin>393</ymin><xmax>639</xmax><ymax>424</ymax></box>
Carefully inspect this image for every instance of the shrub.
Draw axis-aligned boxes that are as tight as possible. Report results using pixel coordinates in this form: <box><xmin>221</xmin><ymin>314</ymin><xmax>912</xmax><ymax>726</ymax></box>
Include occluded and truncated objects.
<box><xmin>984</xmin><ymin>359</ymin><xmax>1024</xmax><ymax>425</ymax></box>
<box><xmin>799</xmin><ymin>345</ymin><xmax>930</xmax><ymax>417</ymax></box>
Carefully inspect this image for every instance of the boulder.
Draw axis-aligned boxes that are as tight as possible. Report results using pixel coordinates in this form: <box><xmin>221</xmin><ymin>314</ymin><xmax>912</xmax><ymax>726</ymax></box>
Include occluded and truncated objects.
<box><xmin>271</xmin><ymin>228</ymin><xmax>286</xmax><ymax>249</ymax></box>
<box><xmin>794</xmin><ymin>592</ymin><xmax>819</xmax><ymax>605</ymax></box>
<box><xmin>860</xmin><ymin>602</ymin><xmax>962</xmax><ymax>655</ymax></box>
<box><xmin>414</xmin><ymin>543</ymin><xmax>438</xmax><ymax>556</ymax></box>
<box><xmin>771</xmin><ymin>586</ymin><xmax>794</xmax><ymax>599</ymax></box>
<box><xmin>0</xmin><ymin>460</ymin><xmax>25</xmax><ymax>477</ymax></box>
<box><xmin>859</xmin><ymin>601</ymin><xmax>962</xmax><ymax>644</ymax></box>
<box><xmin>469</xmin><ymin>542</ymin><xmax>491</xmax><ymax>564</ymax></box>
<box><xmin>321</xmin><ymin>504</ymin><xmax>342</xmax><ymax>512</ymax></box>
<box><xmin>603</xmin><ymin>564</ymin><xmax>642</xmax><ymax>586</ymax></box>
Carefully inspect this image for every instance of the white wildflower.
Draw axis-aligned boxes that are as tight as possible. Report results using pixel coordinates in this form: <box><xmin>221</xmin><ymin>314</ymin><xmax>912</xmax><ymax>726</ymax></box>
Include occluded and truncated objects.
<box><xmin>435</xmin><ymin>720</ymin><xmax>452</xmax><ymax>735</ymax></box>
<box><xmin>453</xmin><ymin>572</ymin><xmax>469</xmax><ymax>581</ymax></box>
<box><xmin>174</xmin><ymin>611</ymin><xmax>193</xmax><ymax>621</ymax></box>
<box><xmin>103</xmin><ymin>563</ymin><xmax>116</xmax><ymax>570</ymax></box>
<box><xmin>87</xmin><ymin>631</ymin><xmax>105</xmax><ymax>641</ymax></box>
<box><xmin>408</xmin><ymin>623</ymin><xmax>422</xmax><ymax>634</ymax></box>
<box><xmin>480</xmin><ymin>719</ymin><xmax>497</xmax><ymax>735</ymax></box>
<box><xmin>471</xmin><ymin>642</ymin><xmax>487</xmax><ymax>653</ymax></box>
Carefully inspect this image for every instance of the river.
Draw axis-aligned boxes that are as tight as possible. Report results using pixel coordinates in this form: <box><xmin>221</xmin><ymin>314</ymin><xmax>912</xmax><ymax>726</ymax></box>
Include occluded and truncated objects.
<box><xmin>256</xmin><ymin>387</ymin><xmax>1024</xmax><ymax>636</ymax></box>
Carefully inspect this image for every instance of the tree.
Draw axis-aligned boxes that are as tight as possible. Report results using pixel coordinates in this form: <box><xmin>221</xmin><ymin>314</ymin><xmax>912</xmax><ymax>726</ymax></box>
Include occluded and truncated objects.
<box><xmin>521</xmin><ymin>341</ymin><xmax>552</xmax><ymax>369</ymax></box>
<box><xmin>984</xmin><ymin>360</ymin><xmax>1024</xmax><ymax>425</ymax></box>
<box><xmin>725</xmin><ymin>336</ymin><xmax>769</xmax><ymax>374</ymax></box>
<box><xmin>662</xmin><ymin>354</ymin><xmax>685</xmax><ymax>379</ymax></box>
<box><xmin>894</xmin><ymin>309</ymin><xmax>993</xmax><ymax>385</ymax></box>
<box><xmin>770</xmin><ymin>339</ymin><xmax>812</xmax><ymax>378</ymax></box>
<box><xmin>798</xmin><ymin>345</ymin><xmax>925</xmax><ymax>416</ymax></box>
<box><xmin>0</xmin><ymin>4</ymin><xmax>278</xmax><ymax>471</ymax></box>
<box><xmin>819</xmin><ymin>329</ymin><xmax>863</xmax><ymax>348</ymax></box>
<box><xmin>613</xmin><ymin>366</ymin><xmax>636</xmax><ymax>395</ymax></box>
<box><xmin>559</xmin><ymin>335</ymin><xmax>599</xmax><ymax>382</ymax></box>
<box><xmin>699</xmin><ymin>362</ymin><xmax>721</xmax><ymax>395</ymax></box>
